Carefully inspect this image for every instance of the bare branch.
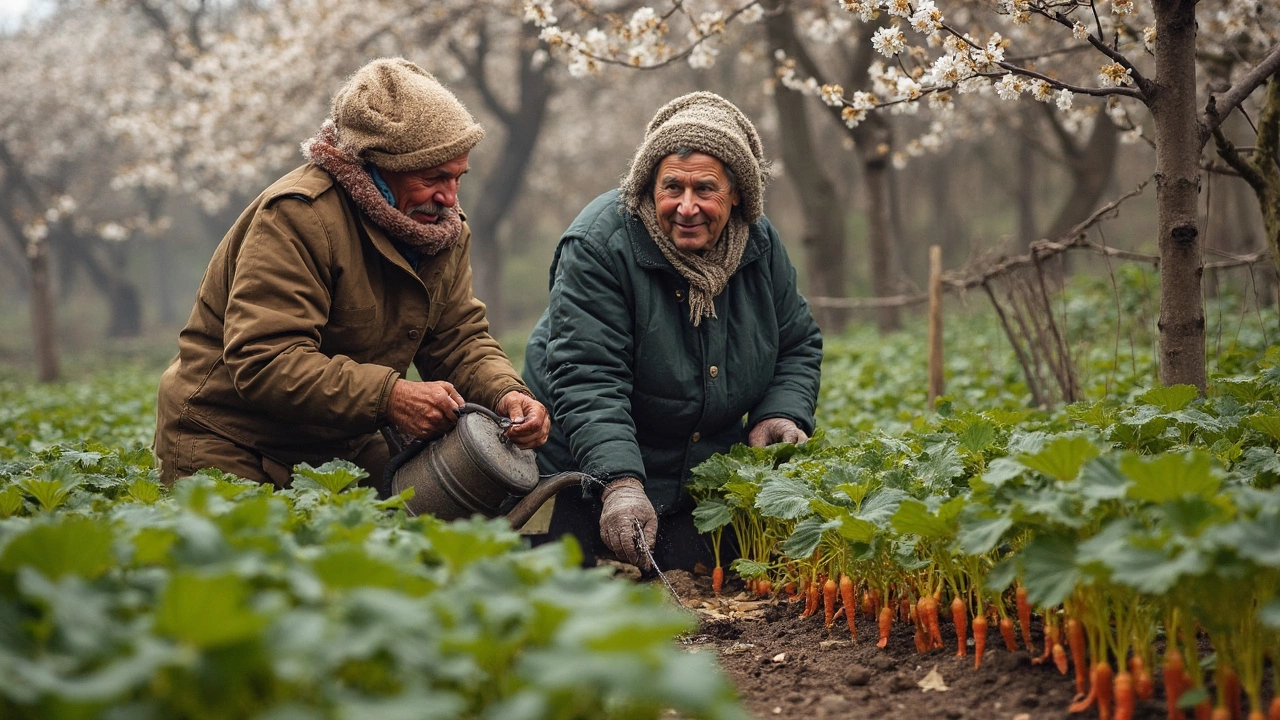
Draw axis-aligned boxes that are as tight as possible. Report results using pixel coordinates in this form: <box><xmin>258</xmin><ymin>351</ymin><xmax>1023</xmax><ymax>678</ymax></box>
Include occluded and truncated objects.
<box><xmin>1201</xmin><ymin>43</ymin><xmax>1280</xmax><ymax>143</ymax></box>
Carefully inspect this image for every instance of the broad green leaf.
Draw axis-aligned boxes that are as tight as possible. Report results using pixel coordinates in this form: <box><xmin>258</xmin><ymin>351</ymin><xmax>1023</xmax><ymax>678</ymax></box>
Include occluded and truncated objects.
<box><xmin>755</xmin><ymin>477</ymin><xmax>815</xmax><ymax>520</ymax></box>
<box><xmin>832</xmin><ymin>482</ymin><xmax>870</xmax><ymax>507</ymax></box>
<box><xmin>916</xmin><ymin>441</ymin><xmax>965</xmax><ymax>491</ymax></box>
<box><xmin>312</xmin><ymin>547</ymin><xmax>434</xmax><ymax>595</ymax></box>
<box><xmin>692</xmin><ymin>498</ymin><xmax>732</xmax><ymax>533</ymax></box>
<box><xmin>422</xmin><ymin>516</ymin><xmax>521</xmax><ymax>571</ymax></box>
<box><xmin>1139</xmin><ymin>385</ymin><xmax>1200</xmax><ymax>413</ymax></box>
<box><xmin>855</xmin><ymin>487</ymin><xmax>907</xmax><ymax>525</ymax></box>
<box><xmin>1245</xmin><ymin>414</ymin><xmax>1280</xmax><ymax>442</ymax></box>
<box><xmin>780</xmin><ymin>516</ymin><xmax>841</xmax><ymax>559</ymax></box>
<box><xmin>981</xmin><ymin>457</ymin><xmax>1026</xmax><ymax>488</ymax></box>
<box><xmin>1018</xmin><ymin>435</ymin><xmax>1100</xmax><ymax>482</ymax></box>
<box><xmin>837</xmin><ymin>515</ymin><xmax>877</xmax><ymax>544</ymax></box>
<box><xmin>126</xmin><ymin>478</ymin><xmax>162</xmax><ymax>504</ymax></box>
<box><xmin>1019</xmin><ymin>533</ymin><xmax>1079</xmax><ymax>607</ymax></box>
<box><xmin>132</xmin><ymin>527</ymin><xmax>178</xmax><ymax>565</ymax></box>
<box><xmin>958</xmin><ymin>420</ymin><xmax>996</xmax><ymax>455</ymax></box>
<box><xmin>292</xmin><ymin>460</ymin><xmax>368</xmax><ymax>494</ymax></box>
<box><xmin>1123</xmin><ymin>452</ymin><xmax>1221</xmax><ymax>502</ymax></box>
<box><xmin>729</xmin><ymin>558</ymin><xmax>771</xmax><ymax>579</ymax></box>
<box><xmin>0</xmin><ymin>486</ymin><xmax>23</xmax><ymax>517</ymax></box>
<box><xmin>0</xmin><ymin>517</ymin><xmax>114</xmax><ymax>580</ymax></box>
<box><xmin>984</xmin><ymin>557</ymin><xmax>1018</xmax><ymax>593</ymax></box>
<box><xmin>955</xmin><ymin>510</ymin><xmax>1013</xmax><ymax>555</ymax></box>
<box><xmin>1261</xmin><ymin>598</ymin><xmax>1280</xmax><ymax>629</ymax></box>
<box><xmin>890</xmin><ymin>499</ymin><xmax>954</xmax><ymax>539</ymax></box>
<box><xmin>1067</xmin><ymin>402</ymin><xmax>1117</xmax><ymax>430</ymax></box>
<box><xmin>19</xmin><ymin>477</ymin><xmax>73</xmax><ymax>512</ymax></box>
<box><xmin>154</xmin><ymin>572</ymin><xmax>266</xmax><ymax>648</ymax></box>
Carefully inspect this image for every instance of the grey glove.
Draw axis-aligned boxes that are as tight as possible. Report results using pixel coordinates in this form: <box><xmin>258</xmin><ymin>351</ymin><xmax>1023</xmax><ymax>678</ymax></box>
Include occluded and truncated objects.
<box><xmin>598</xmin><ymin>477</ymin><xmax>658</xmax><ymax>569</ymax></box>
<box><xmin>748</xmin><ymin>417</ymin><xmax>809</xmax><ymax>447</ymax></box>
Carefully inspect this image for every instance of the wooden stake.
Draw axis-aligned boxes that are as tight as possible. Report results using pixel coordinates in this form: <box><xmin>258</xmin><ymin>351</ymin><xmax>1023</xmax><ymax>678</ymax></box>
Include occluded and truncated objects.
<box><xmin>928</xmin><ymin>245</ymin><xmax>944</xmax><ymax>409</ymax></box>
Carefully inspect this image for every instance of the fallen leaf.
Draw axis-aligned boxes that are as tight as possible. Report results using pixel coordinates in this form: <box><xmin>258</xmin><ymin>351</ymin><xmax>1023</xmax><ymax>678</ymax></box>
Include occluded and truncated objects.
<box><xmin>721</xmin><ymin>642</ymin><xmax>756</xmax><ymax>656</ymax></box>
<box><xmin>918</xmin><ymin>665</ymin><xmax>949</xmax><ymax>692</ymax></box>
<box><xmin>819</xmin><ymin>640</ymin><xmax>849</xmax><ymax>650</ymax></box>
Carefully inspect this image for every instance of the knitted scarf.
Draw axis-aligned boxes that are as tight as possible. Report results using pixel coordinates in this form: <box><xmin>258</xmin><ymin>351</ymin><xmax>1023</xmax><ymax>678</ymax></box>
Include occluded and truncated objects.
<box><xmin>301</xmin><ymin>121</ymin><xmax>462</xmax><ymax>254</ymax></box>
<box><xmin>636</xmin><ymin>196</ymin><xmax>749</xmax><ymax>326</ymax></box>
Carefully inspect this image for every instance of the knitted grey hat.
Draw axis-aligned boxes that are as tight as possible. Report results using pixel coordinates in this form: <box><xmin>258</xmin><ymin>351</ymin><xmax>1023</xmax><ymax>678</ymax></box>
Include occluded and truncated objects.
<box><xmin>331</xmin><ymin>58</ymin><xmax>484</xmax><ymax>172</ymax></box>
<box><xmin>620</xmin><ymin>91</ymin><xmax>767</xmax><ymax>223</ymax></box>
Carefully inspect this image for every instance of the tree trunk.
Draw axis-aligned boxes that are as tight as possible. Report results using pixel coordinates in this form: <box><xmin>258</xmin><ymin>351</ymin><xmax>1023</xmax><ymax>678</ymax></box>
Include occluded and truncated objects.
<box><xmin>464</xmin><ymin>23</ymin><xmax>555</xmax><ymax>334</ymax></box>
<box><xmin>62</xmin><ymin>230</ymin><xmax>144</xmax><ymax>338</ymax></box>
<box><xmin>1017</xmin><ymin>113</ymin><xmax>1037</xmax><ymax>246</ymax></box>
<box><xmin>764</xmin><ymin>4</ymin><xmax>849</xmax><ymax>334</ymax></box>
<box><xmin>1151</xmin><ymin>0</ymin><xmax>1206</xmax><ymax>390</ymax></box>
<box><xmin>29</xmin><ymin>241</ymin><xmax>60</xmax><ymax>383</ymax></box>
<box><xmin>1044</xmin><ymin>115</ymin><xmax>1120</xmax><ymax>241</ymax></box>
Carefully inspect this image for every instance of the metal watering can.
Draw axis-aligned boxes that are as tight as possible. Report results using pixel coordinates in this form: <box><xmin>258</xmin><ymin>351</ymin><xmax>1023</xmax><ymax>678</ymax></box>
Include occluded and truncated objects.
<box><xmin>382</xmin><ymin>404</ymin><xmax>587</xmax><ymax>530</ymax></box>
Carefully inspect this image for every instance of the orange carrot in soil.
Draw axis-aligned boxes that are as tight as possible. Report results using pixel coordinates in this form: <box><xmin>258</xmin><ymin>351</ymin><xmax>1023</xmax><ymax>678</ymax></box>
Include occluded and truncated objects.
<box><xmin>1250</xmin><ymin>711</ymin><xmax>1267</xmax><ymax>720</ymax></box>
<box><xmin>1096</xmin><ymin>663</ymin><xmax>1115</xmax><ymax>720</ymax></box>
<box><xmin>784</xmin><ymin>581</ymin><xmax>798</xmax><ymax>599</ymax></box>
<box><xmin>914</xmin><ymin>620</ymin><xmax>929</xmax><ymax>653</ymax></box>
<box><xmin>1070</xmin><ymin>664</ymin><xmax>1100</xmax><ymax>713</ymax></box>
<box><xmin>918</xmin><ymin>595</ymin><xmax>942</xmax><ymax>649</ymax></box>
<box><xmin>1130</xmin><ymin>657</ymin><xmax>1154</xmax><ymax>701</ymax></box>
<box><xmin>952</xmin><ymin>596</ymin><xmax>968</xmax><ymax>657</ymax></box>
<box><xmin>1269</xmin><ymin>698</ymin><xmax>1280</xmax><ymax>720</ymax></box>
<box><xmin>1054</xmin><ymin>641</ymin><xmax>1070</xmax><ymax>675</ymax></box>
<box><xmin>900</xmin><ymin>596</ymin><xmax>912</xmax><ymax>624</ymax></box>
<box><xmin>1211</xmin><ymin>709</ymin><xmax>1231</xmax><ymax>720</ymax></box>
<box><xmin>823</xmin><ymin>578</ymin><xmax>838</xmax><ymax>629</ymax></box>
<box><xmin>876</xmin><ymin>604</ymin><xmax>893</xmax><ymax>648</ymax></box>
<box><xmin>973</xmin><ymin>613</ymin><xmax>988</xmax><ymax>669</ymax></box>
<box><xmin>839</xmin><ymin>575</ymin><xmax>857</xmax><ymax>641</ymax></box>
<box><xmin>1164</xmin><ymin>648</ymin><xmax>1187</xmax><ymax>720</ymax></box>
<box><xmin>757</xmin><ymin>579</ymin><xmax>772</xmax><ymax>598</ymax></box>
<box><xmin>712</xmin><ymin>566</ymin><xmax>723</xmax><ymax>596</ymax></box>
<box><xmin>804</xmin><ymin>579</ymin><xmax>820</xmax><ymax>618</ymax></box>
<box><xmin>1035</xmin><ymin>621</ymin><xmax>1058</xmax><ymax>665</ymax></box>
<box><xmin>1113</xmin><ymin>670</ymin><xmax>1135</xmax><ymax>720</ymax></box>
<box><xmin>870</xmin><ymin>588</ymin><xmax>883</xmax><ymax>618</ymax></box>
<box><xmin>1068</xmin><ymin>618</ymin><xmax>1088</xmax><ymax>696</ymax></box>
<box><xmin>1196</xmin><ymin>702</ymin><xmax>1213</xmax><ymax>720</ymax></box>
<box><xmin>1000</xmin><ymin>617</ymin><xmax>1018</xmax><ymax>652</ymax></box>
<box><xmin>862</xmin><ymin>589</ymin><xmax>875</xmax><ymax>618</ymax></box>
<box><xmin>1221</xmin><ymin>666</ymin><xmax>1241</xmax><ymax>720</ymax></box>
<box><xmin>1016</xmin><ymin>585</ymin><xmax>1035</xmax><ymax>654</ymax></box>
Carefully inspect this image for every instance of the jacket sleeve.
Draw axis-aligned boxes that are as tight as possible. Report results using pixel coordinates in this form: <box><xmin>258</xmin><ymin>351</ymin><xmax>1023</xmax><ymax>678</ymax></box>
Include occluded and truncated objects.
<box><xmin>221</xmin><ymin>198</ymin><xmax>398</xmax><ymax>432</ymax></box>
<box><xmin>413</xmin><ymin>231</ymin><xmax>527</xmax><ymax>409</ymax></box>
<box><xmin>747</xmin><ymin>219</ymin><xmax>823</xmax><ymax>433</ymax></box>
<box><xmin>543</xmin><ymin>236</ymin><xmax>647</xmax><ymax>482</ymax></box>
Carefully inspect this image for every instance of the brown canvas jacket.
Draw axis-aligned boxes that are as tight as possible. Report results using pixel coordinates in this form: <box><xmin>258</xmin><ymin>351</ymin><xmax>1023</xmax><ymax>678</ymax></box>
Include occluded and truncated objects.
<box><xmin>155</xmin><ymin>163</ymin><xmax>526</xmax><ymax>473</ymax></box>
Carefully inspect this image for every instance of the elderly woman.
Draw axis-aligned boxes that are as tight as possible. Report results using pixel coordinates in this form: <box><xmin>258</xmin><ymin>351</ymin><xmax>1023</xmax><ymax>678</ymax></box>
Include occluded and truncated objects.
<box><xmin>523</xmin><ymin>92</ymin><xmax>822</xmax><ymax>571</ymax></box>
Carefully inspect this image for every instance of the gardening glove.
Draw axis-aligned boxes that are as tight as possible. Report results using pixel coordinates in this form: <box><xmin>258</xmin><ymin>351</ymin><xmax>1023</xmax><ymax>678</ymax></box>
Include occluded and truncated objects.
<box><xmin>748</xmin><ymin>417</ymin><xmax>809</xmax><ymax>448</ymax></box>
<box><xmin>598</xmin><ymin>477</ymin><xmax>658</xmax><ymax>570</ymax></box>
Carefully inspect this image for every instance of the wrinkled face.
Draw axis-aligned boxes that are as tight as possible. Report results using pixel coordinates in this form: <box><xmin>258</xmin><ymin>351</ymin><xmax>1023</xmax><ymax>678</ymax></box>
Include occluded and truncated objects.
<box><xmin>379</xmin><ymin>152</ymin><xmax>470</xmax><ymax>224</ymax></box>
<box><xmin>652</xmin><ymin>151</ymin><xmax>739</xmax><ymax>253</ymax></box>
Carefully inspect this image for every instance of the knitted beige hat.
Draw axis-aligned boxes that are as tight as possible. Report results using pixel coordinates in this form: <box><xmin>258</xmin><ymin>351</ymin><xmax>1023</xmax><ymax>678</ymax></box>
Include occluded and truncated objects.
<box><xmin>620</xmin><ymin>91</ymin><xmax>766</xmax><ymax>223</ymax></box>
<box><xmin>330</xmin><ymin>57</ymin><xmax>484</xmax><ymax>172</ymax></box>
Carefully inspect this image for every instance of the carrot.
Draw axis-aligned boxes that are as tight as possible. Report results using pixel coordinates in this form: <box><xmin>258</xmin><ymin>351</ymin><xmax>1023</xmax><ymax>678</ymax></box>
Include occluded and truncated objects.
<box><xmin>952</xmin><ymin>596</ymin><xmax>968</xmax><ymax>657</ymax></box>
<box><xmin>914</xmin><ymin>619</ymin><xmax>929</xmax><ymax>653</ymax></box>
<box><xmin>1222</xmin><ymin>666</ymin><xmax>1241</xmax><ymax>720</ymax></box>
<box><xmin>919</xmin><ymin>595</ymin><xmax>943</xmax><ymax>649</ymax></box>
<box><xmin>1248</xmin><ymin>711</ymin><xmax>1266</xmax><ymax>720</ymax></box>
<box><xmin>876</xmin><ymin>604</ymin><xmax>893</xmax><ymax>648</ymax></box>
<box><xmin>1068</xmin><ymin>617</ymin><xmax>1088</xmax><ymax>696</ymax></box>
<box><xmin>1269</xmin><ymin>698</ymin><xmax>1280</xmax><ymax>720</ymax></box>
<box><xmin>900</xmin><ymin>595</ymin><xmax>912</xmax><ymax>624</ymax></box>
<box><xmin>712</xmin><ymin>566</ymin><xmax>724</xmax><ymax>596</ymax></box>
<box><xmin>1165</xmin><ymin>648</ymin><xmax>1187</xmax><ymax>720</ymax></box>
<box><xmin>839</xmin><ymin>575</ymin><xmax>857</xmax><ymax>642</ymax></box>
<box><xmin>1034</xmin><ymin>619</ymin><xmax>1058</xmax><ymax>665</ymax></box>
<box><xmin>1016</xmin><ymin>585</ymin><xmax>1035</xmax><ymax>654</ymax></box>
<box><xmin>1130</xmin><ymin>656</ymin><xmax>1154</xmax><ymax>701</ymax></box>
<box><xmin>1070</xmin><ymin>663</ymin><xmax>1100</xmax><ymax>713</ymax></box>
<box><xmin>1000</xmin><ymin>616</ymin><xmax>1018</xmax><ymax>653</ymax></box>
<box><xmin>1054</xmin><ymin>641</ymin><xmax>1070</xmax><ymax>675</ymax></box>
<box><xmin>757</xmin><ymin>578</ymin><xmax>772</xmax><ymax>598</ymax></box>
<box><xmin>784</xmin><ymin>581</ymin><xmax>798</xmax><ymax>599</ymax></box>
<box><xmin>1212</xmin><ymin>710</ymin><xmax>1231</xmax><ymax>720</ymax></box>
<box><xmin>973</xmin><ymin>613</ymin><xmax>989</xmax><ymax>669</ymax></box>
<box><xmin>804</xmin><ymin>578</ymin><xmax>820</xmax><ymax>618</ymax></box>
<box><xmin>823</xmin><ymin>578</ymin><xmax>838</xmax><ymax>629</ymax></box>
<box><xmin>870</xmin><ymin>588</ymin><xmax>883</xmax><ymax>619</ymax></box>
<box><xmin>1096</xmin><ymin>662</ymin><xmax>1115</xmax><ymax>720</ymax></box>
<box><xmin>1114</xmin><ymin>670</ymin><xmax>1135</xmax><ymax>720</ymax></box>
<box><xmin>862</xmin><ymin>589</ymin><xmax>875</xmax><ymax>618</ymax></box>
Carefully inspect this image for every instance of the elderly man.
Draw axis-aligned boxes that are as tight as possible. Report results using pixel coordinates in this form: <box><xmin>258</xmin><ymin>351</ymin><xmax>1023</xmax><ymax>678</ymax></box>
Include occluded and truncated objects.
<box><xmin>524</xmin><ymin>92</ymin><xmax>822</xmax><ymax>571</ymax></box>
<box><xmin>155</xmin><ymin>57</ymin><xmax>548</xmax><ymax>487</ymax></box>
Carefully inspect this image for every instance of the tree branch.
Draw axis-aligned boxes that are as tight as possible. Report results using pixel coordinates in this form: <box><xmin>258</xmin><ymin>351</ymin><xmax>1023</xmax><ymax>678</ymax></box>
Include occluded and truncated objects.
<box><xmin>1201</xmin><ymin>42</ymin><xmax>1280</xmax><ymax>144</ymax></box>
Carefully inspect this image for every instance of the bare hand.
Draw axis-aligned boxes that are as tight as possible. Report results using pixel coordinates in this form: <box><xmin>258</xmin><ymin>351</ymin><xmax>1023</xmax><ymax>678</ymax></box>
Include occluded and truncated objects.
<box><xmin>496</xmin><ymin>391</ymin><xmax>550</xmax><ymax>449</ymax></box>
<box><xmin>387</xmin><ymin>379</ymin><xmax>464</xmax><ymax>439</ymax></box>
<box><xmin>747</xmin><ymin>417</ymin><xmax>808</xmax><ymax>447</ymax></box>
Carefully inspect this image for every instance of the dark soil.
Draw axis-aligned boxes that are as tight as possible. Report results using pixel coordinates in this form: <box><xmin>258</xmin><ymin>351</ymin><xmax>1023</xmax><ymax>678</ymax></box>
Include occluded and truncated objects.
<box><xmin>664</xmin><ymin>571</ymin><xmax>1170</xmax><ymax>720</ymax></box>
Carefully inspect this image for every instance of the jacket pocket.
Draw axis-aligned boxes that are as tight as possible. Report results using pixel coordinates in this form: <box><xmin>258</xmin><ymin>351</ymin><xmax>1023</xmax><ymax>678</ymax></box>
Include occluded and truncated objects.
<box><xmin>321</xmin><ymin>304</ymin><xmax>379</xmax><ymax>358</ymax></box>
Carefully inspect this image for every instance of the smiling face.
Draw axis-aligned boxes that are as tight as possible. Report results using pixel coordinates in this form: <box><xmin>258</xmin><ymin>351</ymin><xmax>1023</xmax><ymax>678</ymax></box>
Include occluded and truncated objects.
<box><xmin>378</xmin><ymin>152</ymin><xmax>470</xmax><ymax>224</ymax></box>
<box><xmin>652</xmin><ymin>151</ymin><xmax>739</xmax><ymax>253</ymax></box>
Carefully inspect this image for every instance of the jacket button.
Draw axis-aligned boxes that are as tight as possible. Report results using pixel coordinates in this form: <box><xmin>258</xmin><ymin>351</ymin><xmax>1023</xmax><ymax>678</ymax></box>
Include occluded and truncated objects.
<box><xmin>709</xmin><ymin>365</ymin><xmax>719</xmax><ymax>378</ymax></box>
<box><xmin>691</xmin><ymin>432</ymin><xmax>701</xmax><ymax>442</ymax></box>
<box><xmin>675</xmin><ymin>289</ymin><xmax>685</xmax><ymax>302</ymax></box>
<box><xmin>408</xmin><ymin>329</ymin><xmax>421</xmax><ymax>340</ymax></box>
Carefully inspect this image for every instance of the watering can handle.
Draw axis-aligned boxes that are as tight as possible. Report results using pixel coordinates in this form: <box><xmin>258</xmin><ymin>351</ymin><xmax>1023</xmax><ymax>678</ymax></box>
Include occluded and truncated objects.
<box><xmin>505</xmin><ymin>471</ymin><xmax>592</xmax><ymax>530</ymax></box>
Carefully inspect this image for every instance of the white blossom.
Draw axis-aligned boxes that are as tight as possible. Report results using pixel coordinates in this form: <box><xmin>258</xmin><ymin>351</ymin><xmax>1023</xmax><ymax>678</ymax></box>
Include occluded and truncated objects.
<box><xmin>522</xmin><ymin>0</ymin><xmax>556</xmax><ymax>27</ymax></box>
<box><xmin>821</xmin><ymin>83</ymin><xmax>845</xmax><ymax>107</ymax></box>
<box><xmin>871</xmin><ymin>26</ymin><xmax>907</xmax><ymax>57</ymax></box>
<box><xmin>1098</xmin><ymin>62</ymin><xmax>1134</xmax><ymax>87</ymax></box>
<box><xmin>910</xmin><ymin>1</ymin><xmax>944</xmax><ymax>33</ymax></box>
<box><xmin>1055</xmin><ymin>89</ymin><xmax>1074</xmax><ymax>111</ymax></box>
<box><xmin>994</xmin><ymin>73</ymin><xmax>1024</xmax><ymax>100</ymax></box>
